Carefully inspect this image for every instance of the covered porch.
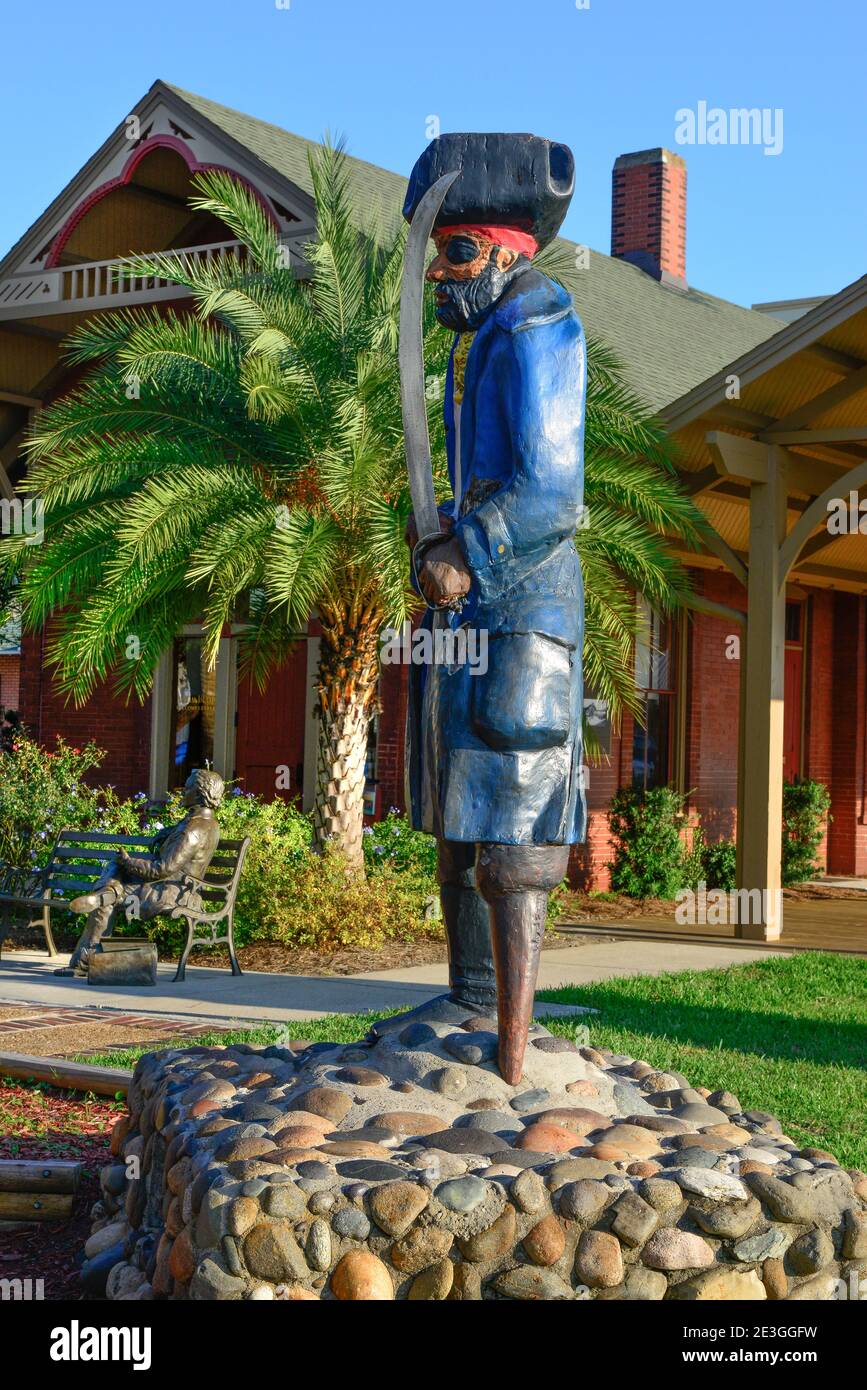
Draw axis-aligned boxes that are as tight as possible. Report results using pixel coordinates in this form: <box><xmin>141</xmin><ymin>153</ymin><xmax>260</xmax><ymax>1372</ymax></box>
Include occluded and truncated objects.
<box><xmin>664</xmin><ymin>274</ymin><xmax>867</xmax><ymax>941</ymax></box>
<box><xmin>559</xmin><ymin>892</ymin><xmax>867</xmax><ymax>955</ymax></box>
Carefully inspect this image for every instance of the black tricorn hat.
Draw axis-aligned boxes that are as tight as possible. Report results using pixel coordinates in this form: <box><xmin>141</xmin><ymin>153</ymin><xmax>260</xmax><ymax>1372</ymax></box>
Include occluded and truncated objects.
<box><xmin>403</xmin><ymin>132</ymin><xmax>575</xmax><ymax>252</ymax></box>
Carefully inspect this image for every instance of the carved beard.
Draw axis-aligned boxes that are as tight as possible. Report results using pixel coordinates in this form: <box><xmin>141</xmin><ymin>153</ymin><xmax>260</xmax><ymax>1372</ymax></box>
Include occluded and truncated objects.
<box><xmin>434</xmin><ymin>254</ymin><xmax>529</xmax><ymax>332</ymax></box>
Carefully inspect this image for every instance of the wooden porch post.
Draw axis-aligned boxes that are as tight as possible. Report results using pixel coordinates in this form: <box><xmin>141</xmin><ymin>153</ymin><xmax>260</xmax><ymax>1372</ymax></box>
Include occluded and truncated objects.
<box><xmin>738</xmin><ymin>445</ymin><xmax>788</xmax><ymax>940</ymax></box>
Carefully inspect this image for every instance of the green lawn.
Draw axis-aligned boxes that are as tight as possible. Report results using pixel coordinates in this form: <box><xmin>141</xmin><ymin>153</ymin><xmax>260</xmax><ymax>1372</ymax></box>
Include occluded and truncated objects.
<box><xmin>539</xmin><ymin>951</ymin><xmax>866</xmax><ymax>1170</ymax></box>
<box><xmin>75</xmin><ymin>952</ymin><xmax>866</xmax><ymax>1170</ymax></box>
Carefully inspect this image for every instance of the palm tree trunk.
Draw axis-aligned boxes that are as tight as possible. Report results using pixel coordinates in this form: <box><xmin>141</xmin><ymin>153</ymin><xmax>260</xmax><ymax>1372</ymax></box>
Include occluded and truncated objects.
<box><xmin>312</xmin><ymin>600</ymin><xmax>382</xmax><ymax>877</ymax></box>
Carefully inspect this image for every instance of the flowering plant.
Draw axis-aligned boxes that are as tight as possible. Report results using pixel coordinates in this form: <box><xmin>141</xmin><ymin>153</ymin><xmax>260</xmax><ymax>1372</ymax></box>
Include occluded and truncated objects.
<box><xmin>0</xmin><ymin>731</ymin><xmax>142</xmax><ymax>870</ymax></box>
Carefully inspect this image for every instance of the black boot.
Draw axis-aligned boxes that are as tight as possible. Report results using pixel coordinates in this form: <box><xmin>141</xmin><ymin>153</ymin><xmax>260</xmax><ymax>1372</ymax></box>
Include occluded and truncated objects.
<box><xmin>368</xmin><ymin>840</ymin><xmax>496</xmax><ymax>1038</ymax></box>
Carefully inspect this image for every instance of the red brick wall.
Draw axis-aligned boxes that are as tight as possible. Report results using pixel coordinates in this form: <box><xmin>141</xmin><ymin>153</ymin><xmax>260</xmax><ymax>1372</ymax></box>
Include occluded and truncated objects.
<box><xmin>0</xmin><ymin>653</ymin><xmax>19</xmax><ymax>709</ymax></box>
<box><xmin>681</xmin><ymin>582</ymin><xmax>851</xmax><ymax>878</ymax></box>
<box><xmin>684</xmin><ymin>571</ymin><xmax>746</xmax><ymax>840</ymax></box>
<box><xmin>569</xmin><ymin>710</ymin><xmax>632</xmax><ymax>892</ymax></box>
<box><xmin>826</xmin><ymin>594</ymin><xmax>867</xmax><ymax>875</ymax></box>
<box><xmin>804</xmin><ymin>591</ymin><xmax>834</xmax><ymax>871</ymax></box>
<box><xmin>16</xmin><ymin>576</ymin><xmax>857</xmax><ymax>887</ymax></box>
<box><xmin>19</xmin><ymin>628</ymin><xmax>151</xmax><ymax>798</ymax></box>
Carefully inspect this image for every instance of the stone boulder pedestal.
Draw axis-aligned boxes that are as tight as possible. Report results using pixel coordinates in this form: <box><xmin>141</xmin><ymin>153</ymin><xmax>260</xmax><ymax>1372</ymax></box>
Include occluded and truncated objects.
<box><xmin>87</xmin><ymin>1022</ymin><xmax>865</xmax><ymax>1302</ymax></box>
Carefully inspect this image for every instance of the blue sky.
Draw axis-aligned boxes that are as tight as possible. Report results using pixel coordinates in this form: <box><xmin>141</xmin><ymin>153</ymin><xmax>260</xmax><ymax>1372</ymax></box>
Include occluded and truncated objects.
<box><xmin>2</xmin><ymin>0</ymin><xmax>863</xmax><ymax>306</ymax></box>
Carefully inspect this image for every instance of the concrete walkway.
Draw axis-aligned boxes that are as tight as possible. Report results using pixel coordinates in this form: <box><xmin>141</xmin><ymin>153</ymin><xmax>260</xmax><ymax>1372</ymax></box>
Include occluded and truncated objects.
<box><xmin>0</xmin><ymin>937</ymin><xmax>790</xmax><ymax>1030</ymax></box>
<box><xmin>351</xmin><ymin>940</ymin><xmax>791</xmax><ymax>992</ymax></box>
<box><xmin>807</xmin><ymin>877</ymin><xmax>867</xmax><ymax>892</ymax></box>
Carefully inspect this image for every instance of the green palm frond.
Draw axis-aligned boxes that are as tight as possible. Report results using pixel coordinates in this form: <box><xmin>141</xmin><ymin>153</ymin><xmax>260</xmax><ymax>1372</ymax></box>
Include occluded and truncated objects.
<box><xmin>188</xmin><ymin>168</ymin><xmax>288</xmax><ymax>273</ymax></box>
<box><xmin>265</xmin><ymin>510</ymin><xmax>343</xmax><ymax>630</ymax></box>
<box><xmin>237</xmin><ymin>592</ymin><xmax>306</xmax><ymax>692</ymax></box>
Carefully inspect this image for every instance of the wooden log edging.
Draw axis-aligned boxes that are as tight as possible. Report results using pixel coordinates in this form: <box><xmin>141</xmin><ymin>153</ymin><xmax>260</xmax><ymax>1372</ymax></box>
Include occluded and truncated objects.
<box><xmin>0</xmin><ymin>1159</ymin><xmax>82</xmax><ymax>1224</ymax></box>
<box><xmin>0</xmin><ymin>1191</ymin><xmax>74</xmax><ymax>1221</ymax></box>
<box><xmin>0</xmin><ymin>1158</ymin><xmax>81</xmax><ymax>1192</ymax></box>
<box><xmin>0</xmin><ymin>1051</ymin><xmax>132</xmax><ymax>1097</ymax></box>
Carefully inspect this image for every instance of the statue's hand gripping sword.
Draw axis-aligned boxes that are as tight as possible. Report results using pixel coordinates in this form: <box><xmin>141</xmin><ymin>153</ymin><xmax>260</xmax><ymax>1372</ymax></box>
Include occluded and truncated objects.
<box><xmin>398</xmin><ymin>169</ymin><xmax>462</xmax><ymax>611</ymax></box>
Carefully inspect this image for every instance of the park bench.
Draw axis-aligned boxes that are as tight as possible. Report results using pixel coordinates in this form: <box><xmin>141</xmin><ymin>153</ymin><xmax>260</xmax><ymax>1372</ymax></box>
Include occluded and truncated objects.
<box><xmin>0</xmin><ymin>829</ymin><xmax>249</xmax><ymax>981</ymax></box>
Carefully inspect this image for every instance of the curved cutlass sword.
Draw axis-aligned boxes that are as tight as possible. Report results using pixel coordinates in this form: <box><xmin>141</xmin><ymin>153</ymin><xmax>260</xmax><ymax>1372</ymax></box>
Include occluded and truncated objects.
<box><xmin>399</xmin><ymin>169</ymin><xmax>461</xmax><ymax>603</ymax></box>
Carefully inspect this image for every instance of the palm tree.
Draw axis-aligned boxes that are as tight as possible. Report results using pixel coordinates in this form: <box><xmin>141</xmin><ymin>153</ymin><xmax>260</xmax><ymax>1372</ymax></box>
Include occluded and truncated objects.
<box><xmin>1</xmin><ymin>143</ymin><xmax>709</xmax><ymax>874</ymax></box>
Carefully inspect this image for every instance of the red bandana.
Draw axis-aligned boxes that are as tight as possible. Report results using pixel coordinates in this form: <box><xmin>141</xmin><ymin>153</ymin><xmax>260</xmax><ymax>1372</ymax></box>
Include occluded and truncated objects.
<box><xmin>439</xmin><ymin>223</ymin><xmax>539</xmax><ymax>260</ymax></box>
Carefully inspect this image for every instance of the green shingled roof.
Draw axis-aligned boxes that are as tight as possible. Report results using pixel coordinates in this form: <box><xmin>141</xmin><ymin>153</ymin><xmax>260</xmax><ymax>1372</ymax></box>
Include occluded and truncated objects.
<box><xmin>165</xmin><ymin>82</ymin><xmax>783</xmax><ymax>414</ymax></box>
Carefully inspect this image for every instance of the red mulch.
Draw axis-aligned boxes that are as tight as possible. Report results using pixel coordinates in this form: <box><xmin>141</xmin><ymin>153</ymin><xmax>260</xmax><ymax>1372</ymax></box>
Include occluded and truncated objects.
<box><xmin>0</xmin><ymin>1080</ymin><xmax>123</xmax><ymax>1300</ymax></box>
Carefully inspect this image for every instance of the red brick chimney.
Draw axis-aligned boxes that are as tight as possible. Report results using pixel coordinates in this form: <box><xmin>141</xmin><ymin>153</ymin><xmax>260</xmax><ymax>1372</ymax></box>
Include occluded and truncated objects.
<box><xmin>611</xmin><ymin>148</ymin><xmax>687</xmax><ymax>289</ymax></box>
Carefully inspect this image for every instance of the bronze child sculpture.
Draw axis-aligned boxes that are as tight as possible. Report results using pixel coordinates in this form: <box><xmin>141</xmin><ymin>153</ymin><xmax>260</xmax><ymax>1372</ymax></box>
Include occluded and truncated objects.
<box><xmin>376</xmin><ymin>133</ymin><xmax>587</xmax><ymax>1084</ymax></box>
<box><xmin>55</xmin><ymin>768</ymin><xmax>224</xmax><ymax>976</ymax></box>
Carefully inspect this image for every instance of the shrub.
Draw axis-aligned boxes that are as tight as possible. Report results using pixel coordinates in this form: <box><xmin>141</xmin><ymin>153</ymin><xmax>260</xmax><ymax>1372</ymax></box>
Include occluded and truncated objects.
<box><xmin>363</xmin><ymin>809</ymin><xmax>437</xmax><ymax>878</ymax></box>
<box><xmin>546</xmin><ymin>879</ymin><xmax>569</xmax><ymax>925</ymax></box>
<box><xmin>702</xmin><ymin>837</ymin><xmax>738</xmax><ymax>891</ymax></box>
<box><xmin>681</xmin><ymin>827</ymin><xmax>737</xmax><ymax>892</ymax></box>
<box><xmin>680</xmin><ymin>824</ymin><xmax>706</xmax><ymax>891</ymax></box>
<box><xmin>782</xmin><ymin>779</ymin><xmax>831</xmax><ymax>886</ymax></box>
<box><xmin>0</xmin><ymin>732</ymin><xmax>142</xmax><ymax>870</ymax></box>
<box><xmin>607</xmin><ymin>785</ymin><xmax>689</xmax><ymax>899</ymax></box>
<box><xmin>225</xmin><ymin>845</ymin><xmax>438</xmax><ymax>952</ymax></box>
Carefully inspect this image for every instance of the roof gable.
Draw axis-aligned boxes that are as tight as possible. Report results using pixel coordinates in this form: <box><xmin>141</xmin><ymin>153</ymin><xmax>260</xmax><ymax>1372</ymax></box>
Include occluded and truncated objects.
<box><xmin>3</xmin><ymin>78</ymin><xmax>785</xmax><ymax>412</ymax></box>
<box><xmin>0</xmin><ymin>81</ymin><xmax>317</xmax><ymax>282</ymax></box>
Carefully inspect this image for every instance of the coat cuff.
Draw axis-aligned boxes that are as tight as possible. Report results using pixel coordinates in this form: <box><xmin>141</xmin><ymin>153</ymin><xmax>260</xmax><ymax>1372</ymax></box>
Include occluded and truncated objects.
<box><xmin>455</xmin><ymin>500</ymin><xmax>513</xmax><ymax>580</ymax></box>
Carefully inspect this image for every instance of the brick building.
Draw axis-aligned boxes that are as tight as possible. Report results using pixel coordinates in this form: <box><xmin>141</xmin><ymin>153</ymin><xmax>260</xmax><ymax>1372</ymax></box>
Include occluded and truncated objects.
<box><xmin>2</xmin><ymin>83</ymin><xmax>866</xmax><ymax>938</ymax></box>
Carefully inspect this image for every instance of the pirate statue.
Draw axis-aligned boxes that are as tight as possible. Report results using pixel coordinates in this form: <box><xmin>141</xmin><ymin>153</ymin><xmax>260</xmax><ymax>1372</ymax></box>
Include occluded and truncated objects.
<box><xmin>54</xmin><ymin>768</ymin><xmax>224</xmax><ymax>976</ymax></box>
<box><xmin>371</xmin><ymin>134</ymin><xmax>586</xmax><ymax>1084</ymax></box>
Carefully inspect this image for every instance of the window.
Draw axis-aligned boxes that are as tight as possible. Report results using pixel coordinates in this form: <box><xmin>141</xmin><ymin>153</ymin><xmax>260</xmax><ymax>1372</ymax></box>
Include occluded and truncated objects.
<box><xmin>633</xmin><ymin>597</ymin><xmax>675</xmax><ymax>791</ymax></box>
<box><xmin>363</xmin><ymin>711</ymin><xmax>379</xmax><ymax>817</ymax></box>
<box><xmin>0</xmin><ymin>600</ymin><xmax>21</xmax><ymax>656</ymax></box>
<box><xmin>785</xmin><ymin>601</ymin><xmax>803</xmax><ymax>644</ymax></box>
<box><xmin>169</xmin><ymin>637</ymin><xmax>217</xmax><ymax>789</ymax></box>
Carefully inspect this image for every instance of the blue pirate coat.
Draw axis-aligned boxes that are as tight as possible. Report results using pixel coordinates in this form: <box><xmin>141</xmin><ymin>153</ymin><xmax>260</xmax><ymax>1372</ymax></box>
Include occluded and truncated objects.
<box><xmin>406</xmin><ymin>268</ymin><xmax>587</xmax><ymax>845</ymax></box>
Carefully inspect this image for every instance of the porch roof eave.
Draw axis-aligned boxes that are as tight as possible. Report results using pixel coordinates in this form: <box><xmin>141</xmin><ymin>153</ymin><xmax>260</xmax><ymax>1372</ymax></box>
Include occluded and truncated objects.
<box><xmin>659</xmin><ymin>271</ymin><xmax>867</xmax><ymax>591</ymax></box>
<box><xmin>660</xmin><ymin>272</ymin><xmax>867</xmax><ymax>439</ymax></box>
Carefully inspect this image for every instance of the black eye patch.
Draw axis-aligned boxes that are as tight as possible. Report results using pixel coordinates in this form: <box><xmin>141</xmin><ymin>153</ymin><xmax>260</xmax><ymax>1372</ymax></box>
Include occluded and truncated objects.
<box><xmin>444</xmin><ymin>236</ymin><xmax>482</xmax><ymax>265</ymax></box>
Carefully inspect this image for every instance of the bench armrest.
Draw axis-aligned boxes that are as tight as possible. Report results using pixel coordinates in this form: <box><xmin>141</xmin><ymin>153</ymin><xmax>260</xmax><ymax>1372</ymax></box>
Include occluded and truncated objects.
<box><xmin>168</xmin><ymin>873</ymin><xmax>233</xmax><ymax>912</ymax></box>
<box><xmin>0</xmin><ymin>861</ymin><xmax>48</xmax><ymax>894</ymax></box>
<box><xmin>169</xmin><ymin>878</ymin><xmax>233</xmax><ymax>925</ymax></box>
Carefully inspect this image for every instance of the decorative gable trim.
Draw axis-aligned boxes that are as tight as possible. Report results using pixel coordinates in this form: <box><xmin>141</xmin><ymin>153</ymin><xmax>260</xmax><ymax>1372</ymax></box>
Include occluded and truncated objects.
<box><xmin>0</xmin><ymin>83</ymin><xmax>316</xmax><ymax>281</ymax></box>
<box><xmin>46</xmin><ymin>134</ymin><xmax>283</xmax><ymax>268</ymax></box>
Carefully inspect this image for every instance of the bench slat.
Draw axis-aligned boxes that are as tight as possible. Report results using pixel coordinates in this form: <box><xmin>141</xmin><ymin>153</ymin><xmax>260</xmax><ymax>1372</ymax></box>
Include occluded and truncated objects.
<box><xmin>43</xmin><ymin>878</ymin><xmax>106</xmax><ymax>894</ymax></box>
<box><xmin>56</xmin><ymin>831</ymin><xmax>155</xmax><ymax>846</ymax></box>
<box><xmin>50</xmin><ymin>846</ymin><xmax>149</xmax><ymax>862</ymax></box>
<box><xmin>47</xmin><ymin>850</ymin><xmax>241</xmax><ymax>868</ymax></box>
<box><xmin>54</xmin><ymin>835</ymin><xmax>243</xmax><ymax>851</ymax></box>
